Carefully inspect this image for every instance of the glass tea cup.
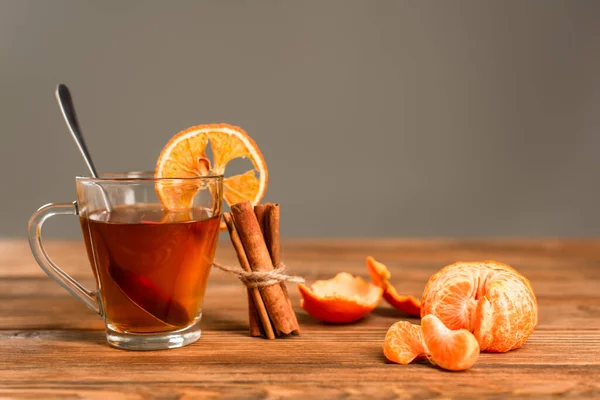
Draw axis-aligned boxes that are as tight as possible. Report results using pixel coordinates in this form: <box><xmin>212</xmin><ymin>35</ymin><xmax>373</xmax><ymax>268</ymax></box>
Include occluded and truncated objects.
<box><xmin>28</xmin><ymin>172</ymin><xmax>223</xmax><ymax>350</ymax></box>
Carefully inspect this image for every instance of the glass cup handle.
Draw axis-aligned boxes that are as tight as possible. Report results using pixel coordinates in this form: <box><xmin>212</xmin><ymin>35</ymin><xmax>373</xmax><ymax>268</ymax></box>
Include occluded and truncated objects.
<box><xmin>28</xmin><ymin>201</ymin><xmax>101</xmax><ymax>315</ymax></box>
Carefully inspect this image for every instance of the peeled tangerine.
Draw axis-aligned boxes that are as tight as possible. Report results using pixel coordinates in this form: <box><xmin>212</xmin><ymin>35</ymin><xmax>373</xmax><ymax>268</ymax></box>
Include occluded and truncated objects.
<box><xmin>421</xmin><ymin>260</ymin><xmax>538</xmax><ymax>352</ymax></box>
<box><xmin>367</xmin><ymin>257</ymin><xmax>421</xmax><ymax>316</ymax></box>
<box><xmin>298</xmin><ymin>273</ymin><xmax>383</xmax><ymax>323</ymax></box>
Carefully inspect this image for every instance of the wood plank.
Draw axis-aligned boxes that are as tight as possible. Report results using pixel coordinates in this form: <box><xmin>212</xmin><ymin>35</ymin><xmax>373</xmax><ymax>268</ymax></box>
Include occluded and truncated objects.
<box><xmin>1</xmin><ymin>284</ymin><xmax>599</xmax><ymax>331</ymax></box>
<box><xmin>0</xmin><ymin>380</ymin><xmax>599</xmax><ymax>400</ymax></box>
<box><xmin>1</xmin><ymin>239</ymin><xmax>600</xmax><ymax>398</ymax></box>
<box><xmin>0</xmin><ymin>330</ymin><xmax>599</xmax><ymax>389</ymax></box>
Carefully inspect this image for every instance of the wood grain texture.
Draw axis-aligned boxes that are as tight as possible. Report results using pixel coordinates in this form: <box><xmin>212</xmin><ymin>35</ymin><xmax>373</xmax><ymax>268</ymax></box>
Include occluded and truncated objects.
<box><xmin>1</xmin><ymin>239</ymin><xmax>599</xmax><ymax>399</ymax></box>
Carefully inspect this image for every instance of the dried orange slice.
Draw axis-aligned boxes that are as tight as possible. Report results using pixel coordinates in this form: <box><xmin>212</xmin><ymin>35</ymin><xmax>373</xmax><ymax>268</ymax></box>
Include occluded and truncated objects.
<box><xmin>298</xmin><ymin>272</ymin><xmax>383</xmax><ymax>324</ymax></box>
<box><xmin>421</xmin><ymin>314</ymin><xmax>480</xmax><ymax>371</ymax></box>
<box><xmin>421</xmin><ymin>260</ymin><xmax>538</xmax><ymax>353</ymax></box>
<box><xmin>367</xmin><ymin>257</ymin><xmax>421</xmax><ymax>317</ymax></box>
<box><xmin>155</xmin><ymin>123</ymin><xmax>268</xmax><ymax>214</ymax></box>
<box><xmin>383</xmin><ymin>321</ymin><xmax>428</xmax><ymax>365</ymax></box>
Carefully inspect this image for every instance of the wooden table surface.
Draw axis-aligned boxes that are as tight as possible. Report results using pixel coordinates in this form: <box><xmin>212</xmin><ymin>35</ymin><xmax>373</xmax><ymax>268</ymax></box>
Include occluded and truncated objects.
<box><xmin>1</xmin><ymin>239</ymin><xmax>599</xmax><ymax>399</ymax></box>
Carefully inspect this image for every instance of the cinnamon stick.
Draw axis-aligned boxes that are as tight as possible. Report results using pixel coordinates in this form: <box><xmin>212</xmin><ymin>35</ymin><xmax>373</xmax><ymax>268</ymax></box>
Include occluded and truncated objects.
<box><xmin>253</xmin><ymin>203</ymin><xmax>280</xmax><ymax>336</ymax></box>
<box><xmin>231</xmin><ymin>201</ymin><xmax>297</xmax><ymax>335</ymax></box>
<box><xmin>247</xmin><ymin>291</ymin><xmax>262</xmax><ymax>337</ymax></box>
<box><xmin>265</xmin><ymin>204</ymin><xmax>300</xmax><ymax>335</ymax></box>
<box><xmin>254</xmin><ymin>204</ymin><xmax>268</xmax><ymax>235</ymax></box>
<box><xmin>223</xmin><ymin>212</ymin><xmax>275</xmax><ymax>339</ymax></box>
<box><xmin>264</xmin><ymin>204</ymin><xmax>281</xmax><ymax>266</ymax></box>
<box><xmin>224</xmin><ymin>212</ymin><xmax>262</xmax><ymax>337</ymax></box>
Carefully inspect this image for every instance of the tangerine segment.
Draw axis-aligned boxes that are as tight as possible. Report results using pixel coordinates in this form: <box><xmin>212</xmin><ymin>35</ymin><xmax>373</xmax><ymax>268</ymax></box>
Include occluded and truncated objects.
<box><xmin>155</xmin><ymin>124</ymin><xmax>268</xmax><ymax>211</ymax></box>
<box><xmin>421</xmin><ymin>260</ymin><xmax>538</xmax><ymax>353</ymax></box>
<box><xmin>298</xmin><ymin>273</ymin><xmax>383</xmax><ymax>324</ymax></box>
<box><xmin>421</xmin><ymin>314</ymin><xmax>480</xmax><ymax>371</ymax></box>
<box><xmin>383</xmin><ymin>321</ymin><xmax>428</xmax><ymax>364</ymax></box>
<box><xmin>366</xmin><ymin>257</ymin><xmax>421</xmax><ymax>317</ymax></box>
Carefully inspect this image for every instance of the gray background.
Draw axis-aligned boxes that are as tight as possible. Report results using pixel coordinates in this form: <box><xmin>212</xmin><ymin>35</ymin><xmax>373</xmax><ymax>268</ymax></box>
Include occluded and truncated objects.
<box><xmin>1</xmin><ymin>0</ymin><xmax>599</xmax><ymax>238</ymax></box>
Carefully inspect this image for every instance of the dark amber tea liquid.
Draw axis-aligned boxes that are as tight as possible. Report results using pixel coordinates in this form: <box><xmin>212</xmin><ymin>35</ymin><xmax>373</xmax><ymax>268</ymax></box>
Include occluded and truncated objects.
<box><xmin>80</xmin><ymin>204</ymin><xmax>220</xmax><ymax>333</ymax></box>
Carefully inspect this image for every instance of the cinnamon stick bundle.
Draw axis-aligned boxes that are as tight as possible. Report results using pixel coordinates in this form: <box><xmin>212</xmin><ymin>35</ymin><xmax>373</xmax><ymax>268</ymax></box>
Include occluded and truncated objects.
<box><xmin>224</xmin><ymin>200</ymin><xmax>300</xmax><ymax>338</ymax></box>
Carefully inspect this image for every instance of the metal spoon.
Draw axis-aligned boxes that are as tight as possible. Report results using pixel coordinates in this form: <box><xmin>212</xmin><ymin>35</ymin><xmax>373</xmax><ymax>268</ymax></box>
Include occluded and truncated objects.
<box><xmin>55</xmin><ymin>84</ymin><xmax>112</xmax><ymax>212</ymax></box>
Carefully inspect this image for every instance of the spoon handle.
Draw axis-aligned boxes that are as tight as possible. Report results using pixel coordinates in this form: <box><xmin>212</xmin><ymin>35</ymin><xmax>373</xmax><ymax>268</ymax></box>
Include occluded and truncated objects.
<box><xmin>55</xmin><ymin>84</ymin><xmax>99</xmax><ymax>178</ymax></box>
<box><xmin>55</xmin><ymin>84</ymin><xmax>112</xmax><ymax>213</ymax></box>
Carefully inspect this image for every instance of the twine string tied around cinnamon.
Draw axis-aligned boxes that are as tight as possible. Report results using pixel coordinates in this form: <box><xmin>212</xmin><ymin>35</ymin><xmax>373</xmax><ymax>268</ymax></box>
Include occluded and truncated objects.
<box><xmin>213</xmin><ymin>262</ymin><xmax>305</xmax><ymax>288</ymax></box>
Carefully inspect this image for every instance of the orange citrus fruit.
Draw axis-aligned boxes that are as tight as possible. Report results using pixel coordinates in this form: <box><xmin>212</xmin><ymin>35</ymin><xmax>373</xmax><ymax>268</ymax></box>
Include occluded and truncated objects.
<box><xmin>421</xmin><ymin>314</ymin><xmax>480</xmax><ymax>371</ymax></box>
<box><xmin>366</xmin><ymin>257</ymin><xmax>421</xmax><ymax>317</ymax></box>
<box><xmin>298</xmin><ymin>272</ymin><xmax>383</xmax><ymax>324</ymax></box>
<box><xmin>421</xmin><ymin>260</ymin><xmax>538</xmax><ymax>353</ymax></box>
<box><xmin>155</xmin><ymin>123</ymin><xmax>268</xmax><ymax>214</ymax></box>
<box><xmin>383</xmin><ymin>321</ymin><xmax>427</xmax><ymax>364</ymax></box>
